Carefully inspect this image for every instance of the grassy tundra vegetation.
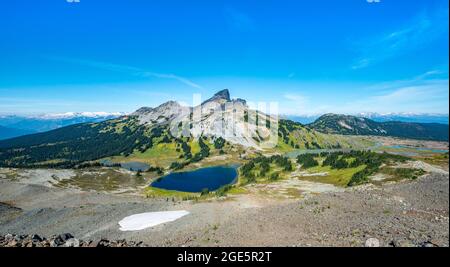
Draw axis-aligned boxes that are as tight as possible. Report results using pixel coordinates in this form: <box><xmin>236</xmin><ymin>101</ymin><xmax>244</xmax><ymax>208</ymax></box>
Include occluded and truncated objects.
<box><xmin>144</xmin><ymin>149</ymin><xmax>426</xmax><ymax>200</ymax></box>
<box><xmin>239</xmin><ymin>155</ymin><xmax>293</xmax><ymax>184</ymax></box>
<box><xmin>239</xmin><ymin>151</ymin><xmax>418</xmax><ymax>188</ymax></box>
<box><xmin>0</xmin><ymin>110</ymin><xmax>431</xmax><ymax>201</ymax></box>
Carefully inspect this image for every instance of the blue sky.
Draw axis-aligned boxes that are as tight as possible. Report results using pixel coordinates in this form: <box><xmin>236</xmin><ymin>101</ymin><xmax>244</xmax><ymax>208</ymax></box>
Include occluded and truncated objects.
<box><xmin>0</xmin><ymin>0</ymin><xmax>448</xmax><ymax>115</ymax></box>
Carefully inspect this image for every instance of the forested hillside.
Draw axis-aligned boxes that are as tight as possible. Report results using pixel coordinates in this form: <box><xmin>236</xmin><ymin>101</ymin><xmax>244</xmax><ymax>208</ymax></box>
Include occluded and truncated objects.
<box><xmin>309</xmin><ymin>114</ymin><xmax>449</xmax><ymax>141</ymax></box>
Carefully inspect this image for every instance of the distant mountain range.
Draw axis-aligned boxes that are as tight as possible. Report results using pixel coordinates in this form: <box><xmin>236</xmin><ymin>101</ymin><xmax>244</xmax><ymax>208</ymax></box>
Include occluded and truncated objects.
<box><xmin>0</xmin><ymin>90</ymin><xmax>356</xmax><ymax>168</ymax></box>
<box><xmin>285</xmin><ymin>113</ymin><xmax>449</xmax><ymax>125</ymax></box>
<box><xmin>308</xmin><ymin>114</ymin><xmax>449</xmax><ymax>142</ymax></box>
<box><xmin>1</xmin><ymin>111</ymin><xmax>447</xmax><ymax>141</ymax></box>
<box><xmin>0</xmin><ymin>91</ymin><xmax>448</xmax><ymax>168</ymax></box>
<box><xmin>0</xmin><ymin>112</ymin><xmax>125</xmax><ymax>140</ymax></box>
<box><xmin>358</xmin><ymin>113</ymin><xmax>449</xmax><ymax>124</ymax></box>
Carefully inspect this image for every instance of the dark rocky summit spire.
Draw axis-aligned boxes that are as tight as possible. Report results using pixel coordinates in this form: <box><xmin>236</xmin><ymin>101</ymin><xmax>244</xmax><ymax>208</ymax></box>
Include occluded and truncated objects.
<box><xmin>202</xmin><ymin>89</ymin><xmax>231</xmax><ymax>104</ymax></box>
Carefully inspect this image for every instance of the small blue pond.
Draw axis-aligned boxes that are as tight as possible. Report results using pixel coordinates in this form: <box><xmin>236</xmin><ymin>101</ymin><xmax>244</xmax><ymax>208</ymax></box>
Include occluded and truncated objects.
<box><xmin>151</xmin><ymin>166</ymin><xmax>238</xmax><ymax>193</ymax></box>
<box><xmin>100</xmin><ymin>159</ymin><xmax>150</xmax><ymax>172</ymax></box>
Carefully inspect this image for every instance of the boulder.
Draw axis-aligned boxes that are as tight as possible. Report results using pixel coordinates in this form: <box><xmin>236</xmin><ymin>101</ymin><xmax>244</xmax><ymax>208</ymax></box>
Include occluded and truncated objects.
<box><xmin>365</xmin><ymin>238</ymin><xmax>380</xmax><ymax>247</ymax></box>
<box><xmin>64</xmin><ymin>238</ymin><xmax>80</xmax><ymax>247</ymax></box>
<box><xmin>31</xmin><ymin>234</ymin><xmax>42</xmax><ymax>243</ymax></box>
<box><xmin>53</xmin><ymin>233</ymin><xmax>74</xmax><ymax>246</ymax></box>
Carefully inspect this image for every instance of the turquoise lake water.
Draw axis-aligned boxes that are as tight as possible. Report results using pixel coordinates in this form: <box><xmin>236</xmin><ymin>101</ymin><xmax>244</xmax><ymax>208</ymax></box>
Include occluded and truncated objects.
<box><xmin>151</xmin><ymin>166</ymin><xmax>238</xmax><ymax>193</ymax></box>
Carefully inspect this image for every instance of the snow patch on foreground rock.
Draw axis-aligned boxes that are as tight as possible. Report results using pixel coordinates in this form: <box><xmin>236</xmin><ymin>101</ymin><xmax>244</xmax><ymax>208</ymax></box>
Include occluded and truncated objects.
<box><xmin>119</xmin><ymin>211</ymin><xmax>190</xmax><ymax>231</ymax></box>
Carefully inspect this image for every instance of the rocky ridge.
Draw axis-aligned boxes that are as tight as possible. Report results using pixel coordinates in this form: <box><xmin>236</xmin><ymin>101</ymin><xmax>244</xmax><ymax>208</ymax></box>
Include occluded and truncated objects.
<box><xmin>132</xmin><ymin>89</ymin><xmax>278</xmax><ymax>149</ymax></box>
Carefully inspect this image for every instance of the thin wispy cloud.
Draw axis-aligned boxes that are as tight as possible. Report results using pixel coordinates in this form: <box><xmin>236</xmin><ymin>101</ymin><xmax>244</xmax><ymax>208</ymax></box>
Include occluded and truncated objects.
<box><xmin>283</xmin><ymin>93</ymin><xmax>308</xmax><ymax>103</ymax></box>
<box><xmin>224</xmin><ymin>7</ymin><xmax>255</xmax><ymax>32</ymax></box>
<box><xmin>375</xmin><ymin>86</ymin><xmax>444</xmax><ymax>103</ymax></box>
<box><xmin>414</xmin><ymin>69</ymin><xmax>447</xmax><ymax>80</ymax></box>
<box><xmin>351</xmin><ymin>7</ymin><xmax>448</xmax><ymax>69</ymax></box>
<box><xmin>0</xmin><ymin>80</ymin><xmax>195</xmax><ymax>114</ymax></box>
<box><xmin>129</xmin><ymin>90</ymin><xmax>172</xmax><ymax>99</ymax></box>
<box><xmin>0</xmin><ymin>96</ymin><xmax>127</xmax><ymax>112</ymax></box>
<box><xmin>360</xmin><ymin>69</ymin><xmax>449</xmax><ymax>92</ymax></box>
<box><xmin>282</xmin><ymin>93</ymin><xmax>311</xmax><ymax>115</ymax></box>
<box><xmin>342</xmin><ymin>75</ymin><xmax>449</xmax><ymax>114</ymax></box>
<box><xmin>46</xmin><ymin>56</ymin><xmax>203</xmax><ymax>89</ymax></box>
<box><xmin>278</xmin><ymin>69</ymin><xmax>449</xmax><ymax>116</ymax></box>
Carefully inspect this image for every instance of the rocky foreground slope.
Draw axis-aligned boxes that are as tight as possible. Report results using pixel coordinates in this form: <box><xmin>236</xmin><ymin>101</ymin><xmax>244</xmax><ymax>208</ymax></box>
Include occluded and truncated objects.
<box><xmin>0</xmin><ymin>233</ymin><xmax>146</xmax><ymax>247</ymax></box>
<box><xmin>1</xmin><ymin>170</ymin><xmax>448</xmax><ymax>247</ymax></box>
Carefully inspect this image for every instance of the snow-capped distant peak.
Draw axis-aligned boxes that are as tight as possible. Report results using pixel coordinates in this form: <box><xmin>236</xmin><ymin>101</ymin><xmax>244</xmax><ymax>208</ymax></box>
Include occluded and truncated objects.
<box><xmin>358</xmin><ymin>112</ymin><xmax>448</xmax><ymax>118</ymax></box>
<box><xmin>356</xmin><ymin>112</ymin><xmax>449</xmax><ymax>124</ymax></box>
<box><xmin>33</xmin><ymin>112</ymin><xmax>127</xmax><ymax>120</ymax></box>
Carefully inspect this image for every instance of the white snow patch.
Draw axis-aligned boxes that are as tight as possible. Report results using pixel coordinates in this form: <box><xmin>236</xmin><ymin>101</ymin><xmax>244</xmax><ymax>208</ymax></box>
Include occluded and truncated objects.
<box><xmin>29</xmin><ymin>112</ymin><xmax>126</xmax><ymax>119</ymax></box>
<box><xmin>118</xmin><ymin>210</ymin><xmax>190</xmax><ymax>231</ymax></box>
